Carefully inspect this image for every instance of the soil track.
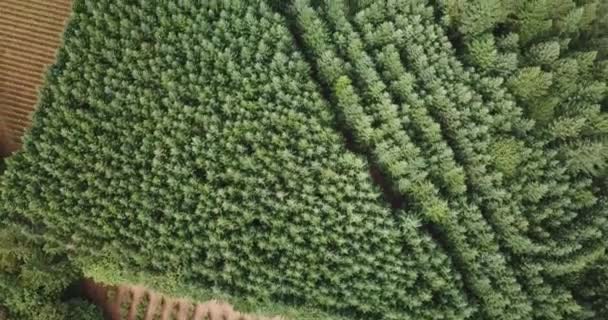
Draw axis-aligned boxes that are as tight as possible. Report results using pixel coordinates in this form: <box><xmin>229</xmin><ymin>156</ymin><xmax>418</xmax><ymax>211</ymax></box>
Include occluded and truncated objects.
<box><xmin>81</xmin><ymin>279</ymin><xmax>283</xmax><ymax>320</ymax></box>
<box><xmin>0</xmin><ymin>0</ymin><xmax>72</xmax><ymax>150</ymax></box>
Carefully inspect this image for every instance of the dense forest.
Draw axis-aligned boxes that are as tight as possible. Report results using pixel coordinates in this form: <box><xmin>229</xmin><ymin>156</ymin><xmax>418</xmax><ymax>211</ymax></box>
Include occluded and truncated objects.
<box><xmin>1</xmin><ymin>0</ymin><xmax>607</xmax><ymax>319</ymax></box>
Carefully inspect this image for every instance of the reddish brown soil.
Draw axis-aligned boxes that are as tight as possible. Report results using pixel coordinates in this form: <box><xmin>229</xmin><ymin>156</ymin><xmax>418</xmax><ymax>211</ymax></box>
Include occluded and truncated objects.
<box><xmin>0</xmin><ymin>0</ymin><xmax>72</xmax><ymax>150</ymax></box>
<box><xmin>81</xmin><ymin>279</ymin><xmax>283</xmax><ymax>320</ymax></box>
<box><xmin>0</xmin><ymin>118</ymin><xmax>15</xmax><ymax>157</ymax></box>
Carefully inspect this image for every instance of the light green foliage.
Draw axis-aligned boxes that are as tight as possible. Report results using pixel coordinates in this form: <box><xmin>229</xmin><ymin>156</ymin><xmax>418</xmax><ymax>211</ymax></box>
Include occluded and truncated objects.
<box><xmin>489</xmin><ymin>139</ymin><xmax>524</xmax><ymax>178</ymax></box>
<box><xmin>527</xmin><ymin>41</ymin><xmax>561</xmax><ymax>66</ymax></box>
<box><xmin>439</xmin><ymin>0</ymin><xmax>510</xmax><ymax>36</ymax></box>
<box><xmin>508</xmin><ymin>67</ymin><xmax>554</xmax><ymax>101</ymax></box>
<box><xmin>466</xmin><ymin>34</ymin><xmax>498</xmax><ymax>72</ymax></box>
<box><xmin>0</xmin><ymin>0</ymin><xmax>606</xmax><ymax>319</ymax></box>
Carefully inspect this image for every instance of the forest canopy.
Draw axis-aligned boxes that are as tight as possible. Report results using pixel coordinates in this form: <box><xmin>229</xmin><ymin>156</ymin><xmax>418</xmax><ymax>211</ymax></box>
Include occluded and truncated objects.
<box><xmin>1</xmin><ymin>0</ymin><xmax>607</xmax><ymax>319</ymax></box>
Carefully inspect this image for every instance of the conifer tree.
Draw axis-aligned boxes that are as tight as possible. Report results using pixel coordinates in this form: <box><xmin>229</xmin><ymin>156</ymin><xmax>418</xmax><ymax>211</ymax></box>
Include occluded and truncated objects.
<box><xmin>438</xmin><ymin>0</ymin><xmax>608</xmax><ymax>180</ymax></box>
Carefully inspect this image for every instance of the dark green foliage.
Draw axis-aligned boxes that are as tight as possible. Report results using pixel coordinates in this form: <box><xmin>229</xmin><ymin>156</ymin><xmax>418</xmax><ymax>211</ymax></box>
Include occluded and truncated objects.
<box><xmin>292</xmin><ymin>1</ymin><xmax>533</xmax><ymax>318</ymax></box>
<box><xmin>345</xmin><ymin>1</ymin><xmax>606</xmax><ymax>318</ymax></box>
<box><xmin>0</xmin><ymin>226</ymin><xmax>102</xmax><ymax>320</ymax></box>
<box><xmin>439</xmin><ymin>0</ymin><xmax>608</xmax><ymax>318</ymax></box>
<box><xmin>438</xmin><ymin>0</ymin><xmax>608</xmax><ymax>178</ymax></box>
<box><xmin>64</xmin><ymin>299</ymin><xmax>104</xmax><ymax>320</ymax></box>
<box><xmin>0</xmin><ymin>0</ymin><xmax>606</xmax><ymax>319</ymax></box>
<box><xmin>2</xmin><ymin>1</ymin><xmax>472</xmax><ymax>319</ymax></box>
<box><xmin>0</xmin><ymin>132</ymin><xmax>100</xmax><ymax>319</ymax></box>
<box><xmin>575</xmin><ymin>254</ymin><xmax>608</xmax><ymax>318</ymax></box>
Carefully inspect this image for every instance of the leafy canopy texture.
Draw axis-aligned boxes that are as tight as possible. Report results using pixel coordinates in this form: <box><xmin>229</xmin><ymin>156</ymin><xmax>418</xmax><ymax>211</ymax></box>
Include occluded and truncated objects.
<box><xmin>0</xmin><ymin>0</ymin><xmax>607</xmax><ymax>319</ymax></box>
<box><xmin>0</xmin><ymin>159</ymin><xmax>103</xmax><ymax>319</ymax></box>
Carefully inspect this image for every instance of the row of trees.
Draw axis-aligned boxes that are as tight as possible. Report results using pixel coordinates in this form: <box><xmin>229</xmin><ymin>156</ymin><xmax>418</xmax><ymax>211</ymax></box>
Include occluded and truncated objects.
<box><xmin>0</xmin><ymin>0</ymin><xmax>606</xmax><ymax>319</ymax></box>
<box><xmin>293</xmin><ymin>1</ymin><xmax>533</xmax><ymax>318</ymax></box>
<box><xmin>4</xmin><ymin>1</ymin><xmax>471</xmax><ymax>319</ymax></box>
<box><xmin>291</xmin><ymin>0</ymin><xmax>608</xmax><ymax>318</ymax></box>
<box><xmin>438</xmin><ymin>0</ymin><xmax>608</xmax><ymax>317</ymax></box>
